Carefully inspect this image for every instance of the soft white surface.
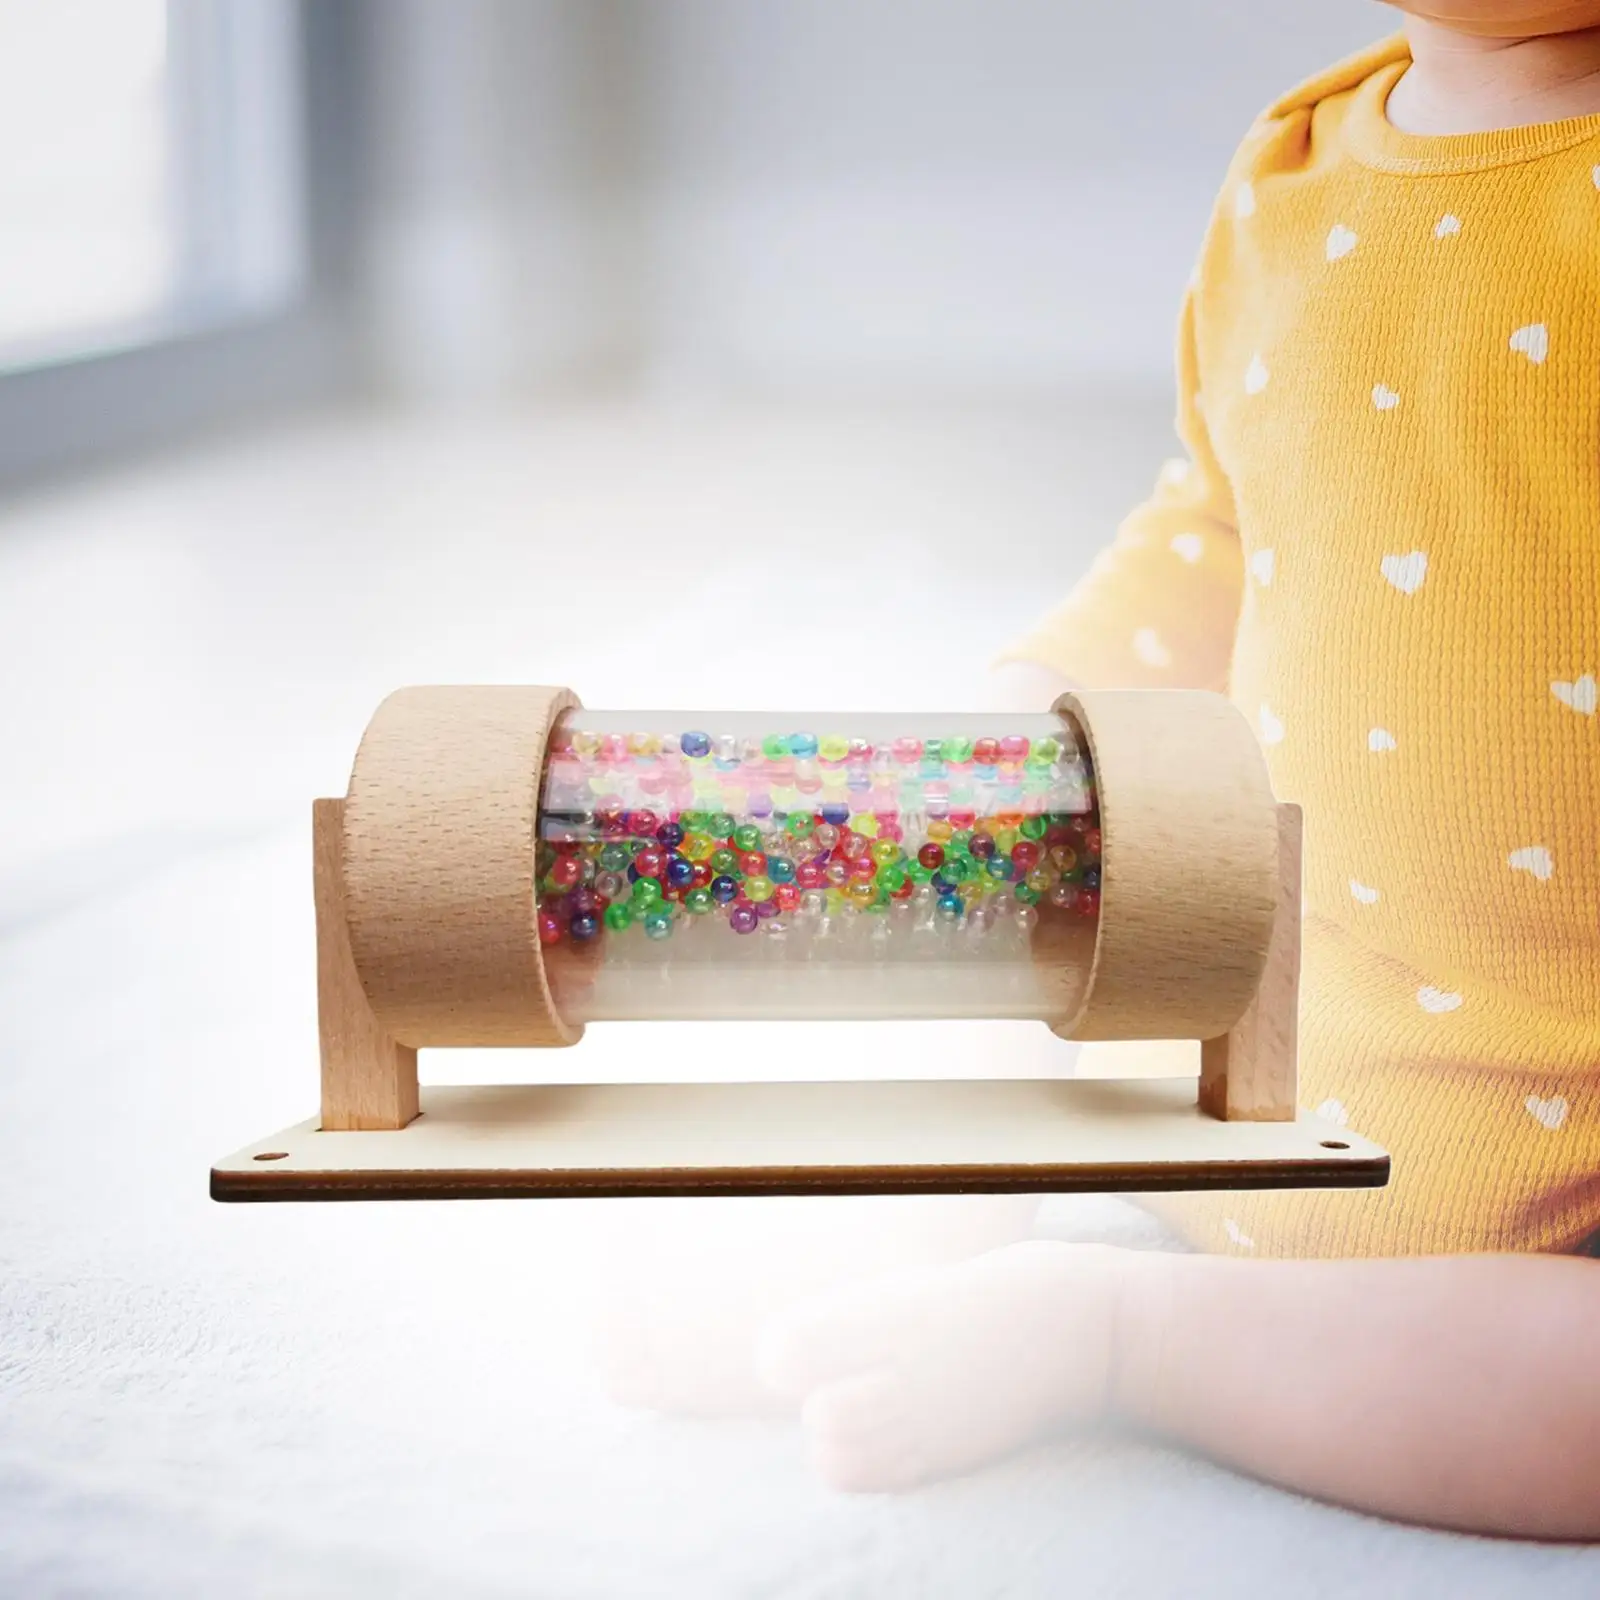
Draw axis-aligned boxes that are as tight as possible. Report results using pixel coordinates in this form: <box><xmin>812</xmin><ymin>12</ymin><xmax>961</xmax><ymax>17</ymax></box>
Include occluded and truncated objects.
<box><xmin>3</xmin><ymin>398</ymin><xmax>1596</xmax><ymax>1596</ymax></box>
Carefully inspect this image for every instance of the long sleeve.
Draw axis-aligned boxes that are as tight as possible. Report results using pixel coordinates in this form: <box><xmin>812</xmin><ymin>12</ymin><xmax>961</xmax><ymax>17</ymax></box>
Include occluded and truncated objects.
<box><xmin>1003</xmin><ymin>293</ymin><xmax>1244</xmax><ymax>692</ymax></box>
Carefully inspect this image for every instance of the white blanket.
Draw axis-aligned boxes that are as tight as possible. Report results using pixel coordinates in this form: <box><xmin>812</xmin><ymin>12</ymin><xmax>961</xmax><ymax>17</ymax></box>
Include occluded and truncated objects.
<box><xmin>3</xmin><ymin>829</ymin><xmax>1596</xmax><ymax>1599</ymax></box>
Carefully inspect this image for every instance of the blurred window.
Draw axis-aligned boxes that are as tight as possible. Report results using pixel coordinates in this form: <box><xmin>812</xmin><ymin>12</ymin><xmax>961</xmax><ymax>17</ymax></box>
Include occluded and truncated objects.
<box><xmin>0</xmin><ymin>0</ymin><xmax>303</xmax><ymax>373</ymax></box>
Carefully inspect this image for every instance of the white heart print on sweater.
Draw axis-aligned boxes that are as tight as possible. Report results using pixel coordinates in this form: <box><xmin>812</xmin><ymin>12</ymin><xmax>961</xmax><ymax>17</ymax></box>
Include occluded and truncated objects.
<box><xmin>1250</xmin><ymin>548</ymin><xmax>1274</xmax><ymax>586</ymax></box>
<box><xmin>1508</xmin><ymin>846</ymin><xmax>1554</xmax><ymax>881</ymax></box>
<box><xmin>1349</xmin><ymin>880</ymin><xmax>1380</xmax><ymax>905</ymax></box>
<box><xmin>1509</xmin><ymin>323</ymin><xmax>1549</xmax><ymax>364</ymax></box>
<box><xmin>1524</xmin><ymin>1095</ymin><xmax>1568</xmax><ymax>1131</ymax></box>
<box><xmin>1417</xmin><ymin>986</ymin><xmax>1464</xmax><ymax>1014</ymax></box>
<box><xmin>1368</xmin><ymin>727</ymin><xmax>1398</xmax><ymax>753</ymax></box>
<box><xmin>1372</xmin><ymin>384</ymin><xmax>1400</xmax><ymax>411</ymax></box>
<box><xmin>1244</xmin><ymin>354</ymin><xmax>1269</xmax><ymax>395</ymax></box>
<box><xmin>1258</xmin><ymin>704</ymin><xmax>1285</xmax><ymax>745</ymax></box>
<box><xmin>1551</xmin><ymin>675</ymin><xmax>1597</xmax><ymax>715</ymax></box>
<box><xmin>1170</xmin><ymin>532</ymin><xmax>1204</xmax><ymax>564</ymax></box>
<box><xmin>1434</xmin><ymin>213</ymin><xmax>1461</xmax><ymax>238</ymax></box>
<box><xmin>1325</xmin><ymin>224</ymin><xmax>1358</xmax><ymax>261</ymax></box>
<box><xmin>1381</xmin><ymin>551</ymin><xmax>1428</xmax><ymax>594</ymax></box>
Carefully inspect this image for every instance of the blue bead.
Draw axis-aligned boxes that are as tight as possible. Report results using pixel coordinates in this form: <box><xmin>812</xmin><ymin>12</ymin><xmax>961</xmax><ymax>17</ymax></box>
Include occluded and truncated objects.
<box><xmin>930</xmin><ymin>873</ymin><xmax>954</xmax><ymax>895</ymax></box>
<box><xmin>657</xmin><ymin>822</ymin><xmax>685</xmax><ymax>849</ymax></box>
<box><xmin>710</xmin><ymin>875</ymin><xmax>739</xmax><ymax>903</ymax></box>
<box><xmin>680</xmin><ymin>730</ymin><xmax>712</xmax><ymax>759</ymax></box>
<box><xmin>820</xmin><ymin>803</ymin><xmax>849</xmax><ymax>827</ymax></box>
<box><xmin>936</xmin><ymin>895</ymin><xmax>962</xmax><ymax>918</ymax></box>
<box><xmin>665</xmin><ymin>855</ymin><xmax>695</xmax><ymax>889</ymax></box>
<box><xmin>788</xmin><ymin>732</ymin><xmax>819</xmax><ymax>759</ymax></box>
<box><xmin>767</xmin><ymin>856</ymin><xmax>796</xmax><ymax>883</ymax></box>
<box><xmin>1082</xmin><ymin>866</ymin><xmax>1101</xmax><ymax>890</ymax></box>
<box><xmin>568</xmin><ymin>912</ymin><xmax>601</xmax><ymax>942</ymax></box>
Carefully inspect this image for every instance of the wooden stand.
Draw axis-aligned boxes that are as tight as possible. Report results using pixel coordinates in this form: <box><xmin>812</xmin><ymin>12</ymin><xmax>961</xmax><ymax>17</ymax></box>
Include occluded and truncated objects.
<box><xmin>212</xmin><ymin>685</ymin><xmax>1386</xmax><ymax>1202</ymax></box>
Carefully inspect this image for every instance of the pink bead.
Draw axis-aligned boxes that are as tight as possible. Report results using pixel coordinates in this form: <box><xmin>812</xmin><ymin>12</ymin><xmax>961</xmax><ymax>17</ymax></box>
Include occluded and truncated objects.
<box><xmin>999</xmin><ymin>735</ymin><xmax>1030</xmax><ymax>763</ymax></box>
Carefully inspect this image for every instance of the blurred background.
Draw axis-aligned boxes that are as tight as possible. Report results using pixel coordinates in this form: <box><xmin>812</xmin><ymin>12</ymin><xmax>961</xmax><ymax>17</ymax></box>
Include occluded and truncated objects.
<box><xmin>26</xmin><ymin>7</ymin><xmax>1565</xmax><ymax>1599</ymax></box>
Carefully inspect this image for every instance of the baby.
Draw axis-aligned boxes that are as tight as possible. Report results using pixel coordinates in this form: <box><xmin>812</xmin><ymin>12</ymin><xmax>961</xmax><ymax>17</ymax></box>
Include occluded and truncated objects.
<box><xmin>605</xmin><ymin>2</ymin><xmax>1600</xmax><ymax>1538</ymax></box>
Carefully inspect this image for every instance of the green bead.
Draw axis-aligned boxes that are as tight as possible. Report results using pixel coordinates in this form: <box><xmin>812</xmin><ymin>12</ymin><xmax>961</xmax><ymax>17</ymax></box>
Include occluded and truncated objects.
<box><xmin>878</xmin><ymin>863</ymin><xmax>908</xmax><ymax>893</ymax></box>
<box><xmin>679</xmin><ymin>810</ymin><xmax>707</xmax><ymax>834</ymax></box>
<box><xmin>940</xmin><ymin>853</ymin><xmax>971</xmax><ymax>882</ymax></box>
<box><xmin>785</xmin><ymin>811</ymin><xmax>815</xmax><ymax>838</ymax></box>
<box><xmin>684</xmin><ymin>886</ymin><xmax>714</xmax><ymax>915</ymax></box>
<box><xmin>921</xmin><ymin>739</ymin><xmax>942</xmax><ymax>763</ymax></box>
<box><xmin>762</xmin><ymin>734</ymin><xmax>789</xmax><ymax>760</ymax></box>
<box><xmin>710</xmin><ymin>812</ymin><xmax>736</xmax><ymax>839</ymax></box>
<box><xmin>1020</xmin><ymin>815</ymin><xmax>1047</xmax><ymax>840</ymax></box>
<box><xmin>1014</xmin><ymin>883</ymin><xmax>1041</xmax><ymax>906</ymax></box>
<box><xmin>710</xmin><ymin>848</ymin><xmax>742</xmax><ymax>876</ymax></box>
<box><xmin>1032</xmin><ymin>737</ymin><xmax>1062</xmax><ymax>764</ymax></box>
<box><xmin>631</xmin><ymin>877</ymin><xmax>662</xmax><ymax>906</ymax></box>
<box><xmin>732</xmin><ymin>823</ymin><xmax>763</xmax><ymax>852</ymax></box>
<box><xmin>604</xmin><ymin>902</ymin><xmax>633</xmax><ymax>931</ymax></box>
<box><xmin>943</xmin><ymin>736</ymin><xmax>974</xmax><ymax>764</ymax></box>
<box><xmin>908</xmin><ymin>861</ymin><xmax>935</xmax><ymax>884</ymax></box>
<box><xmin>947</xmin><ymin>830</ymin><xmax>973</xmax><ymax>857</ymax></box>
<box><xmin>599</xmin><ymin>843</ymin><xmax>631</xmax><ymax>872</ymax></box>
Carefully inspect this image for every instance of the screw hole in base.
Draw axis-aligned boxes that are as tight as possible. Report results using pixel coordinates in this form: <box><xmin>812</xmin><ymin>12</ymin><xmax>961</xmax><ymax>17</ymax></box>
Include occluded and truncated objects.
<box><xmin>253</xmin><ymin>1151</ymin><xmax>290</xmax><ymax>1162</ymax></box>
<box><xmin>1320</xmin><ymin>1140</ymin><xmax>1350</xmax><ymax>1150</ymax></box>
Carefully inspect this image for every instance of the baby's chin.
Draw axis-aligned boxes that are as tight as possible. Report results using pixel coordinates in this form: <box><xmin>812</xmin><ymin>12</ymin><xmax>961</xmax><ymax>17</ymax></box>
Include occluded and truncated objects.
<box><xmin>1389</xmin><ymin>0</ymin><xmax>1600</xmax><ymax>36</ymax></box>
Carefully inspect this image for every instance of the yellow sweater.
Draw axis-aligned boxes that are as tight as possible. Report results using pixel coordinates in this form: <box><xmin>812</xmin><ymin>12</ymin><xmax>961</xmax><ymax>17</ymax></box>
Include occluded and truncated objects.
<box><xmin>1013</xmin><ymin>37</ymin><xmax>1600</xmax><ymax>1258</ymax></box>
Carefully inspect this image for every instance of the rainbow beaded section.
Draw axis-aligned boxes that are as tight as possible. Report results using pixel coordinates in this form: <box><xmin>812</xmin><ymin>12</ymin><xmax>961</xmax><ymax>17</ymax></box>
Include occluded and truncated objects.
<box><xmin>535</xmin><ymin>719</ymin><xmax>1100</xmax><ymax>948</ymax></box>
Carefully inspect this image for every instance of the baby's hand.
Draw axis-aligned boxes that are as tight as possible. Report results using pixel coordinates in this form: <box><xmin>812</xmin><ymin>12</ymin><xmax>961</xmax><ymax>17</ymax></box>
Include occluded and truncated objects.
<box><xmin>757</xmin><ymin>1239</ymin><xmax>1127</xmax><ymax>1492</ymax></box>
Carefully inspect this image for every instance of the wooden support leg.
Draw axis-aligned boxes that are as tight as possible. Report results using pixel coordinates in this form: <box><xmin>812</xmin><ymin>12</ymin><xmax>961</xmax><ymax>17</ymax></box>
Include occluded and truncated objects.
<box><xmin>1199</xmin><ymin>802</ymin><xmax>1301</xmax><ymax>1123</ymax></box>
<box><xmin>314</xmin><ymin>798</ymin><xmax>419</xmax><ymax>1130</ymax></box>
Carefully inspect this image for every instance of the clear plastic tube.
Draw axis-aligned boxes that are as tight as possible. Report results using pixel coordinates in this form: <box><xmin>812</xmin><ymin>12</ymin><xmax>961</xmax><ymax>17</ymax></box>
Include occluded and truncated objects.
<box><xmin>535</xmin><ymin>710</ymin><xmax>1100</xmax><ymax>1024</ymax></box>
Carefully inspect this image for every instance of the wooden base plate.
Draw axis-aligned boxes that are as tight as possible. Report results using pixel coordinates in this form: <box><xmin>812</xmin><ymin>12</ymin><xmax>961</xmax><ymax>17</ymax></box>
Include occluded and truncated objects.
<box><xmin>212</xmin><ymin>1078</ymin><xmax>1388</xmax><ymax>1202</ymax></box>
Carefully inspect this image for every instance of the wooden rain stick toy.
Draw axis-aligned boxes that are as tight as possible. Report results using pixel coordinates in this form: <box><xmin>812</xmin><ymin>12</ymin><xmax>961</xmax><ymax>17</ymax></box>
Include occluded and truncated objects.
<box><xmin>211</xmin><ymin>686</ymin><xmax>1388</xmax><ymax>1201</ymax></box>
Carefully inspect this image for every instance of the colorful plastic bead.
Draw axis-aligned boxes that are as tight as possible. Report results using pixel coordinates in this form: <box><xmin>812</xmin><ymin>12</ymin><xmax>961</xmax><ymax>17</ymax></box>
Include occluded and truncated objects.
<box><xmin>795</xmin><ymin>859</ymin><xmax>827</xmax><ymax>890</ymax></box>
<box><xmin>537</xmin><ymin>908</ymin><xmax>565</xmax><ymax>945</ymax></box>
<box><xmin>774</xmin><ymin>882</ymin><xmax>802</xmax><ymax>912</ymax></box>
<box><xmin>969</xmin><ymin>832</ymin><xmax>996</xmax><ymax>860</ymax></box>
<box><xmin>732</xmin><ymin>823</ymin><xmax>763</xmax><ymax>852</ymax></box>
<box><xmin>788</xmin><ymin>733</ymin><xmax>819</xmax><ymax>759</ymax></box>
<box><xmin>604</xmin><ymin>902</ymin><xmax>634</xmax><ymax>931</ymax></box>
<box><xmin>631</xmin><ymin>877</ymin><xmax>663</xmax><ymax>907</ymax></box>
<box><xmin>680</xmin><ymin>730</ymin><xmax>712</xmax><ymax>759</ymax></box>
<box><xmin>1019</xmin><ymin>815</ymin><xmax>1047</xmax><ymax>841</ymax></box>
<box><xmin>819</xmin><ymin>803</ymin><xmax>849</xmax><ymax>827</ymax></box>
<box><xmin>973</xmin><ymin>737</ymin><xmax>1001</xmax><ymax>766</ymax></box>
<box><xmin>812</xmin><ymin>823</ymin><xmax>840</xmax><ymax>851</ymax></box>
<box><xmin>999</xmin><ymin>735</ymin><xmax>1030</xmax><ymax>763</ymax></box>
<box><xmin>917</xmin><ymin>842</ymin><xmax>945</xmax><ymax>871</ymax></box>
<box><xmin>665</xmin><ymin>855</ymin><xmax>696</xmax><ymax>889</ymax></box>
<box><xmin>1011</xmin><ymin>840</ymin><xmax>1042</xmax><ymax>873</ymax></box>
<box><xmin>710</xmin><ymin>875</ymin><xmax>739</xmax><ymax>904</ymax></box>
<box><xmin>568</xmin><ymin>911</ymin><xmax>601</xmax><ymax>941</ymax></box>
<box><xmin>729</xmin><ymin>904</ymin><xmax>759</xmax><ymax>934</ymax></box>
<box><xmin>642</xmin><ymin>907</ymin><xmax>675</xmax><ymax>940</ymax></box>
<box><xmin>657</xmin><ymin>822</ymin><xmax>685</xmax><ymax>849</ymax></box>
<box><xmin>942</xmin><ymin>737</ymin><xmax>974</xmax><ymax>765</ymax></box>
<box><xmin>768</xmin><ymin>855</ymin><xmax>797</xmax><ymax>883</ymax></box>
<box><xmin>744</xmin><ymin>874</ymin><xmax>775</xmax><ymax>902</ymax></box>
<box><xmin>818</xmin><ymin>734</ymin><xmax>849</xmax><ymax>763</ymax></box>
<box><xmin>892</xmin><ymin>736</ymin><xmax>923</xmax><ymax>764</ymax></box>
<box><xmin>710</xmin><ymin>848</ymin><xmax>741</xmax><ymax>876</ymax></box>
<box><xmin>785</xmin><ymin>811</ymin><xmax>815</xmax><ymax>839</ymax></box>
